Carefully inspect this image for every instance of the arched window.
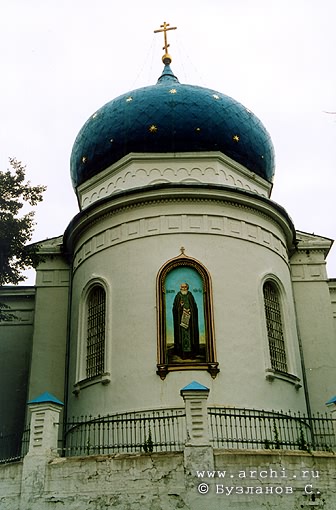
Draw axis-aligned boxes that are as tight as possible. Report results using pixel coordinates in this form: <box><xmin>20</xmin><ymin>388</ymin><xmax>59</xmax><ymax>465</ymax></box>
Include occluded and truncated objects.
<box><xmin>74</xmin><ymin>280</ymin><xmax>111</xmax><ymax>393</ymax></box>
<box><xmin>263</xmin><ymin>281</ymin><xmax>288</xmax><ymax>373</ymax></box>
<box><xmin>86</xmin><ymin>285</ymin><xmax>106</xmax><ymax>378</ymax></box>
<box><xmin>157</xmin><ymin>251</ymin><xmax>219</xmax><ymax>379</ymax></box>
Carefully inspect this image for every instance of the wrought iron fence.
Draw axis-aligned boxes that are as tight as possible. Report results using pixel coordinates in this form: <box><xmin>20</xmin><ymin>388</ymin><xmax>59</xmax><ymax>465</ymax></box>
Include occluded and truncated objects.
<box><xmin>1</xmin><ymin>407</ymin><xmax>334</xmax><ymax>462</ymax></box>
<box><xmin>63</xmin><ymin>408</ymin><xmax>186</xmax><ymax>456</ymax></box>
<box><xmin>208</xmin><ymin>407</ymin><xmax>336</xmax><ymax>452</ymax></box>
<box><xmin>0</xmin><ymin>429</ymin><xmax>30</xmax><ymax>464</ymax></box>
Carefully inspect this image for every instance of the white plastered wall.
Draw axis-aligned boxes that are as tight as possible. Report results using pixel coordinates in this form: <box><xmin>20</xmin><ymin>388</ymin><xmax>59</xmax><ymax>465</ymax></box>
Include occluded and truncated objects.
<box><xmin>67</xmin><ymin>190</ymin><xmax>306</xmax><ymax>420</ymax></box>
<box><xmin>290</xmin><ymin>233</ymin><xmax>336</xmax><ymax>414</ymax></box>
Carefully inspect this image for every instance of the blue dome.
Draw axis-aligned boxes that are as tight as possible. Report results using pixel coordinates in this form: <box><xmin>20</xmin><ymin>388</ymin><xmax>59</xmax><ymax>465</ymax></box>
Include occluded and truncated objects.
<box><xmin>70</xmin><ymin>65</ymin><xmax>275</xmax><ymax>188</ymax></box>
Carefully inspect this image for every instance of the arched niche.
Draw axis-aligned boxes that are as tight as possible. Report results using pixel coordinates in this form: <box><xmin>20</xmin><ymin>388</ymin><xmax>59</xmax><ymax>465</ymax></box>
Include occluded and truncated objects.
<box><xmin>156</xmin><ymin>250</ymin><xmax>219</xmax><ymax>379</ymax></box>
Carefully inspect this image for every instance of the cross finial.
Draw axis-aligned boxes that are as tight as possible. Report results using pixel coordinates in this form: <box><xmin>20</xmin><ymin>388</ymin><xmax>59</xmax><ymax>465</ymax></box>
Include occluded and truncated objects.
<box><xmin>180</xmin><ymin>246</ymin><xmax>186</xmax><ymax>255</ymax></box>
<box><xmin>154</xmin><ymin>21</ymin><xmax>177</xmax><ymax>64</ymax></box>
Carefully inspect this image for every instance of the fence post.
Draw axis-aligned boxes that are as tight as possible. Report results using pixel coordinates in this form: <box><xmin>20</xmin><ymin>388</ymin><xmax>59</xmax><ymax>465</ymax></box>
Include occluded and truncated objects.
<box><xmin>26</xmin><ymin>392</ymin><xmax>63</xmax><ymax>456</ymax></box>
<box><xmin>180</xmin><ymin>381</ymin><xmax>214</xmax><ymax>490</ymax></box>
<box><xmin>326</xmin><ymin>396</ymin><xmax>336</xmax><ymax>445</ymax></box>
<box><xmin>180</xmin><ymin>381</ymin><xmax>210</xmax><ymax>446</ymax></box>
<box><xmin>19</xmin><ymin>392</ymin><xmax>63</xmax><ymax>510</ymax></box>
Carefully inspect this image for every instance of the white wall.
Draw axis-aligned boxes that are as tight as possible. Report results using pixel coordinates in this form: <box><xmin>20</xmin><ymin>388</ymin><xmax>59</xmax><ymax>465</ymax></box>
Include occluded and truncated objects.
<box><xmin>66</xmin><ymin>184</ymin><xmax>306</xmax><ymax>419</ymax></box>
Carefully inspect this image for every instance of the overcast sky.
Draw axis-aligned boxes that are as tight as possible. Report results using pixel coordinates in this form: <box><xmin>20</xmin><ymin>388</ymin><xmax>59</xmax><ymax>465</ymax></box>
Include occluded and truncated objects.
<box><xmin>1</xmin><ymin>0</ymin><xmax>335</xmax><ymax>283</ymax></box>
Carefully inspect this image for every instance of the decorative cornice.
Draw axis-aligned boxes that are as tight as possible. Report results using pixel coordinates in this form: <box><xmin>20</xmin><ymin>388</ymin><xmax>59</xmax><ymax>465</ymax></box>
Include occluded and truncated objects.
<box><xmin>328</xmin><ymin>280</ymin><xmax>336</xmax><ymax>293</ymax></box>
<box><xmin>294</xmin><ymin>230</ymin><xmax>333</xmax><ymax>257</ymax></box>
<box><xmin>70</xmin><ymin>210</ymin><xmax>289</xmax><ymax>273</ymax></box>
<box><xmin>0</xmin><ymin>286</ymin><xmax>35</xmax><ymax>298</ymax></box>
<box><xmin>32</xmin><ymin>235</ymin><xmax>64</xmax><ymax>256</ymax></box>
<box><xmin>64</xmin><ymin>183</ymin><xmax>295</xmax><ymax>258</ymax></box>
<box><xmin>77</xmin><ymin>196</ymin><xmax>282</xmax><ymax>236</ymax></box>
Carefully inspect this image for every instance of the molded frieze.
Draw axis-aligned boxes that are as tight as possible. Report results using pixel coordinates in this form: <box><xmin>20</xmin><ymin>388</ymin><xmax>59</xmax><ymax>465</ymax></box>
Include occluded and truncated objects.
<box><xmin>0</xmin><ymin>308</ymin><xmax>34</xmax><ymax>325</ymax></box>
<box><xmin>73</xmin><ymin>212</ymin><xmax>287</xmax><ymax>272</ymax></box>
<box><xmin>290</xmin><ymin>264</ymin><xmax>327</xmax><ymax>282</ymax></box>
<box><xmin>36</xmin><ymin>269</ymin><xmax>70</xmax><ymax>287</ymax></box>
<box><xmin>78</xmin><ymin>153</ymin><xmax>271</xmax><ymax>210</ymax></box>
<box><xmin>329</xmin><ymin>282</ymin><xmax>336</xmax><ymax>319</ymax></box>
<box><xmin>290</xmin><ymin>253</ymin><xmax>328</xmax><ymax>282</ymax></box>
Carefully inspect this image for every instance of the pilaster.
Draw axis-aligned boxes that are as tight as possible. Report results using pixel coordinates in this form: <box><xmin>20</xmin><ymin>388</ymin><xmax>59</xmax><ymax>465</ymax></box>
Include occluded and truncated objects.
<box><xmin>20</xmin><ymin>393</ymin><xmax>63</xmax><ymax>510</ymax></box>
<box><xmin>180</xmin><ymin>381</ymin><xmax>214</xmax><ymax>477</ymax></box>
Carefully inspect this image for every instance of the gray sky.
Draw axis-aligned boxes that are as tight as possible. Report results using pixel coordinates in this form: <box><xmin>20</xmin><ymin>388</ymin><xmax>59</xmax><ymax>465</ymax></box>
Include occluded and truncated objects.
<box><xmin>1</xmin><ymin>0</ymin><xmax>335</xmax><ymax>283</ymax></box>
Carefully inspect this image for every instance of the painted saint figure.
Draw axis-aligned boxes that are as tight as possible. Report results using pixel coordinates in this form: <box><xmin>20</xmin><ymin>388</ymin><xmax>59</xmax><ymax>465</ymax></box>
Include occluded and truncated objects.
<box><xmin>172</xmin><ymin>283</ymin><xmax>199</xmax><ymax>359</ymax></box>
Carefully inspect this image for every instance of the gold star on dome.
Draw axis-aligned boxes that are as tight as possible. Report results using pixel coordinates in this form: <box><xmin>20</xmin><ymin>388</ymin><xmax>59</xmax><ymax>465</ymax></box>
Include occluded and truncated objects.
<box><xmin>232</xmin><ymin>135</ymin><xmax>240</xmax><ymax>142</ymax></box>
<box><xmin>126</xmin><ymin>96</ymin><xmax>133</xmax><ymax>102</ymax></box>
<box><xmin>213</xmin><ymin>94</ymin><xmax>220</xmax><ymax>100</ymax></box>
<box><xmin>148</xmin><ymin>124</ymin><xmax>158</xmax><ymax>133</ymax></box>
<box><xmin>92</xmin><ymin>112</ymin><xmax>98</xmax><ymax>119</ymax></box>
<box><xmin>195</xmin><ymin>127</ymin><xmax>201</xmax><ymax>133</ymax></box>
<box><xmin>169</xmin><ymin>88</ymin><xmax>177</xmax><ymax>94</ymax></box>
<box><xmin>82</xmin><ymin>156</ymin><xmax>88</xmax><ymax>163</ymax></box>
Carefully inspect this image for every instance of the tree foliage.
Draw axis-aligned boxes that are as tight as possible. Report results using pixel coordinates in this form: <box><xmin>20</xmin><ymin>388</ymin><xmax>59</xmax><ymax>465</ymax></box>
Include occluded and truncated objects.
<box><xmin>0</xmin><ymin>158</ymin><xmax>46</xmax><ymax>286</ymax></box>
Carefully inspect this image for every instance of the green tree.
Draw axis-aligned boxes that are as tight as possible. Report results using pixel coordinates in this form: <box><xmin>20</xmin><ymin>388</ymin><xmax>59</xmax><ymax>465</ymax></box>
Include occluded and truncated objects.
<box><xmin>0</xmin><ymin>157</ymin><xmax>46</xmax><ymax>288</ymax></box>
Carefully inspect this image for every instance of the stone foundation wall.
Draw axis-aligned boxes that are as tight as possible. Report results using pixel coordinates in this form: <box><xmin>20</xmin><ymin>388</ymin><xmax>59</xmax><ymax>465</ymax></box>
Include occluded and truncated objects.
<box><xmin>1</xmin><ymin>449</ymin><xmax>335</xmax><ymax>510</ymax></box>
<box><xmin>0</xmin><ymin>461</ymin><xmax>22</xmax><ymax>510</ymax></box>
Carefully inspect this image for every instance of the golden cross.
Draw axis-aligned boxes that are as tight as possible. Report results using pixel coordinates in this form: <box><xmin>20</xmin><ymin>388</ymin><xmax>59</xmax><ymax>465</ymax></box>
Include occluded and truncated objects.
<box><xmin>154</xmin><ymin>21</ymin><xmax>177</xmax><ymax>55</ymax></box>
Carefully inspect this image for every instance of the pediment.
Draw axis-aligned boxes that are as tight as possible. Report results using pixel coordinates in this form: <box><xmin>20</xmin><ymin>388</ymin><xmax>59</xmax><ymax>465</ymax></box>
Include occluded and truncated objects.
<box><xmin>295</xmin><ymin>230</ymin><xmax>333</xmax><ymax>256</ymax></box>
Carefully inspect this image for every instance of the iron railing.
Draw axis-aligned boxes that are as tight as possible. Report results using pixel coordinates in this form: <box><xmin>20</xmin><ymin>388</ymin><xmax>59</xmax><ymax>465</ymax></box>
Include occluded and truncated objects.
<box><xmin>63</xmin><ymin>408</ymin><xmax>186</xmax><ymax>456</ymax></box>
<box><xmin>208</xmin><ymin>407</ymin><xmax>336</xmax><ymax>452</ymax></box>
<box><xmin>1</xmin><ymin>407</ymin><xmax>335</xmax><ymax>463</ymax></box>
<box><xmin>0</xmin><ymin>429</ymin><xmax>30</xmax><ymax>464</ymax></box>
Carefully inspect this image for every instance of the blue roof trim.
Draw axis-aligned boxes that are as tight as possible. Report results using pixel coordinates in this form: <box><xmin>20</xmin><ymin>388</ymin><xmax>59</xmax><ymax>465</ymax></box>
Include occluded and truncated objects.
<box><xmin>326</xmin><ymin>395</ymin><xmax>336</xmax><ymax>405</ymax></box>
<box><xmin>28</xmin><ymin>391</ymin><xmax>64</xmax><ymax>406</ymax></box>
<box><xmin>181</xmin><ymin>381</ymin><xmax>209</xmax><ymax>392</ymax></box>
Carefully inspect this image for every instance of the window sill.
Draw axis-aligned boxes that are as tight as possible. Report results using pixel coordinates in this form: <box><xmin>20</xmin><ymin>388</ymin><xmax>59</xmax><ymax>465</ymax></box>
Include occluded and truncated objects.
<box><xmin>157</xmin><ymin>362</ymin><xmax>220</xmax><ymax>380</ymax></box>
<box><xmin>73</xmin><ymin>372</ymin><xmax>111</xmax><ymax>395</ymax></box>
<box><xmin>265</xmin><ymin>369</ymin><xmax>302</xmax><ymax>389</ymax></box>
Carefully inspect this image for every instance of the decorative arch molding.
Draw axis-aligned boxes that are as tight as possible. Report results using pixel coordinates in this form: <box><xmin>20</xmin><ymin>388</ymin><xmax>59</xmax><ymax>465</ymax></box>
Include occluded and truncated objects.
<box><xmin>156</xmin><ymin>249</ymin><xmax>219</xmax><ymax>379</ymax></box>
<box><xmin>78</xmin><ymin>152</ymin><xmax>271</xmax><ymax>210</ymax></box>
<box><xmin>81</xmin><ymin>276</ymin><xmax>109</xmax><ymax>302</ymax></box>
<box><xmin>260</xmin><ymin>273</ymin><xmax>289</xmax><ymax>306</ymax></box>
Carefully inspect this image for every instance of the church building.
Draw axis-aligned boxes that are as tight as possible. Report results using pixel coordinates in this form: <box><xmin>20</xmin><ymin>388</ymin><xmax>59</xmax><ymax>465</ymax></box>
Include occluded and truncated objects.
<box><xmin>0</xmin><ymin>22</ymin><xmax>335</xmax><ymax>509</ymax></box>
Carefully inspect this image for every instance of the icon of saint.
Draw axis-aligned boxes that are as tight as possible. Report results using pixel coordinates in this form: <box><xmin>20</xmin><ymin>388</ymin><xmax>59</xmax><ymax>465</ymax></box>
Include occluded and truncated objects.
<box><xmin>172</xmin><ymin>283</ymin><xmax>199</xmax><ymax>359</ymax></box>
